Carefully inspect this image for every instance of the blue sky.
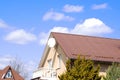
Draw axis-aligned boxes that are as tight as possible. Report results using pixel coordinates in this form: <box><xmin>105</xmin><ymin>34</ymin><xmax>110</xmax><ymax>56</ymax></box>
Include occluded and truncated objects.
<box><xmin>0</xmin><ymin>0</ymin><xmax>120</xmax><ymax>79</ymax></box>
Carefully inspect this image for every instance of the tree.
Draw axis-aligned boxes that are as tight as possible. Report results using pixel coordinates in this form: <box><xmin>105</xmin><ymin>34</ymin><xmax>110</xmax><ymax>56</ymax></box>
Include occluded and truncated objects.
<box><xmin>103</xmin><ymin>63</ymin><xmax>120</xmax><ymax>80</ymax></box>
<box><xmin>59</xmin><ymin>56</ymin><xmax>101</xmax><ymax>80</ymax></box>
<box><xmin>9</xmin><ymin>57</ymin><xmax>28</xmax><ymax>80</ymax></box>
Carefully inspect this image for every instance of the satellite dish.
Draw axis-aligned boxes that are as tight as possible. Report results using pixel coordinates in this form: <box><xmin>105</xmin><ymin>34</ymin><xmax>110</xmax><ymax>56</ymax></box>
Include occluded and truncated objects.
<box><xmin>48</xmin><ymin>38</ymin><xmax>56</xmax><ymax>48</ymax></box>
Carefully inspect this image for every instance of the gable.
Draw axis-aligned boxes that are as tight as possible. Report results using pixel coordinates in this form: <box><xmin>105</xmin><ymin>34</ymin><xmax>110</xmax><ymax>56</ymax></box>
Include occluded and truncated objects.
<box><xmin>40</xmin><ymin>45</ymin><xmax>66</xmax><ymax>68</ymax></box>
<box><xmin>4</xmin><ymin>69</ymin><xmax>13</xmax><ymax>79</ymax></box>
<box><xmin>0</xmin><ymin>66</ymin><xmax>24</xmax><ymax>80</ymax></box>
<box><xmin>43</xmin><ymin>48</ymin><xmax>56</xmax><ymax>68</ymax></box>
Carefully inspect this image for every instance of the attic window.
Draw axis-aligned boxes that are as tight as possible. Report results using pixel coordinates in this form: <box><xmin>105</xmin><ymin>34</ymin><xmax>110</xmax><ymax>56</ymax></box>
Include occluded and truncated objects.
<box><xmin>5</xmin><ymin>70</ymin><xmax>13</xmax><ymax>78</ymax></box>
<box><xmin>48</xmin><ymin>59</ymin><xmax>52</xmax><ymax>69</ymax></box>
<box><xmin>57</xmin><ymin>54</ymin><xmax>61</xmax><ymax>69</ymax></box>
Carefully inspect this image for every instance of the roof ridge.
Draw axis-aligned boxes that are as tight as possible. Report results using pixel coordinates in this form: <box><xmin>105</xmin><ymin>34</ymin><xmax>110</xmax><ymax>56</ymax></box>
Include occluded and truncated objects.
<box><xmin>51</xmin><ymin>32</ymin><xmax>120</xmax><ymax>40</ymax></box>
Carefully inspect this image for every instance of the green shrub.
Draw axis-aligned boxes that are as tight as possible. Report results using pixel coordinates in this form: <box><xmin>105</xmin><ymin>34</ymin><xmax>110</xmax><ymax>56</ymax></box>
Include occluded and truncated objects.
<box><xmin>59</xmin><ymin>56</ymin><xmax>101</xmax><ymax>80</ymax></box>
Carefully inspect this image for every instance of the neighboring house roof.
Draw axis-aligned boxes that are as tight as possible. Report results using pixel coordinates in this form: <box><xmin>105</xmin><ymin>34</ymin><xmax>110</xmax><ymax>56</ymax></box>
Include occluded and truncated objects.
<box><xmin>0</xmin><ymin>66</ymin><xmax>24</xmax><ymax>80</ymax></box>
<box><xmin>51</xmin><ymin>32</ymin><xmax>120</xmax><ymax>62</ymax></box>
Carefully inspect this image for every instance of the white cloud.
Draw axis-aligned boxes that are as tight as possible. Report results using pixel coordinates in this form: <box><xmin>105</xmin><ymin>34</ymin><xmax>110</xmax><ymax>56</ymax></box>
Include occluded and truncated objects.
<box><xmin>4</xmin><ymin>29</ymin><xmax>37</xmax><ymax>45</ymax></box>
<box><xmin>63</xmin><ymin>4</ymin><xmax>84</xmax><ymax>12</ymax></box>
<box><xmin>39</xmin><ymin>27</ymin><xmax>69</xmax><ymax>45</ymax></box>
<box><xmin>39</xmin><ymin>32</ymin><xmax>48</xmax><ymax>45</ymax></box>
<box><xmin>71</xmin><ymin>18</ymin><xmax>112</xmax><ymax>35</ymax></box>
<box><xmin>39</xmin><ymin>18</ymin><xmax>113</xmax><ymax>45</ymax></box>
<box><xmin>0</xmin><ymin>19</ymin><xmax>8</xmax><ymax>28</ymax></box>
<box><xmin>50</xmin><ymin>27</ymin><xmax>69</xmax><ymax>33</ymax></box>
<box><xmin>92</xmin><ymin>3</ymin><xmax>108</xmax><ymax>10</ymax></box>
<box><xmin>43</xmin><ymin>10</ymin><xmax>74</xmax><ymax>21</ymax></box>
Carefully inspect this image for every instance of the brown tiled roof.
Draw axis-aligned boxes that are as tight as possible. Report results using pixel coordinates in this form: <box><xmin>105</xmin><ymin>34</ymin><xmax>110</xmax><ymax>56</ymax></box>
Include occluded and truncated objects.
<box><xmin>0</xmin><ymin>66</ymin><xmax>24</xmax><ymax>80</ymax></box>
<box><xmin>51</xmin><ymin>32</ymin><xmax>120</xmax><ymax>62</ymax></box>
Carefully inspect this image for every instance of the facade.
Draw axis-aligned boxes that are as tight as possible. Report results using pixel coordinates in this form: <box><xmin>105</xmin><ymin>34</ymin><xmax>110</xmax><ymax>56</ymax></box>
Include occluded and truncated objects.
<box><xmin>0</xmin><ymin>66</ymin><xmax>24</xmax><ymax>80</ymax></box>
<box><xmin>32</xmin><ymin>32</ymin><xmax>120</xmax><ymax>80</ymax></box>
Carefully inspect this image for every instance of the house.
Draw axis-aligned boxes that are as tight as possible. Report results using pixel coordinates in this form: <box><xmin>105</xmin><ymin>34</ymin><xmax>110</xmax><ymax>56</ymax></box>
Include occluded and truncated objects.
<box><xmin>0</xmin><ymin>66</ymin><xmax>24</xmax><ymax>80</ymax></box>
<box><xmin>32</xmin><ymin>32</ymin><xmax>120</xmax><ymax>80</ymax></box>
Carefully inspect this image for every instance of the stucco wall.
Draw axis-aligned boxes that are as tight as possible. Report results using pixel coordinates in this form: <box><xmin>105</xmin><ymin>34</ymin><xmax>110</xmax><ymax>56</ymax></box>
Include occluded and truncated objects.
<box><xmin>41</xmin><ymin>44</ymin><xmax>68</xmax><ymax>80</ymax></box>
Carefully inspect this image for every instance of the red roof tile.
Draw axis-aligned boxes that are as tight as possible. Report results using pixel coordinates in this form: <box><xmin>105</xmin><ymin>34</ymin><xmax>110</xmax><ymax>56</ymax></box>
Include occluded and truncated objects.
<box><xmin>0</xmin><ymin>66</ymin><xmax>24</xmax><ymax>80</ymax></box>
<box><xmin>51</xmin><ymin>32</ymin><xmax>120</xmax><ymax>62</ymax></box>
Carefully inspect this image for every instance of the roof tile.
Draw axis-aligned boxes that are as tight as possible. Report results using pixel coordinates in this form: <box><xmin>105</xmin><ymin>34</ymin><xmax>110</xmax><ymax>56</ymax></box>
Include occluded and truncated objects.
<box><xmin>51</xmin><ymin>32</ymin><xmax>120</xmax><ymax>62</ymax></box>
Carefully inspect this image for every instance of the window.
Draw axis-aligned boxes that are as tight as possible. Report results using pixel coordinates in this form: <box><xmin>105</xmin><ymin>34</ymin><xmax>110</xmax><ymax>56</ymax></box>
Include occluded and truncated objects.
<box><xmin>57</xmin><ymin>54</ymin><xmax>61</xmax><ymax>69</ymax></box>
<box><xmin>5</xmin><ymin>70</ymin><xmax>12</xmax><ymax>78</ymax></box>
<box><xmin>48</xmin><ymin>59</ymin><xmax>52</xmax><ymax>68</ymax></box>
